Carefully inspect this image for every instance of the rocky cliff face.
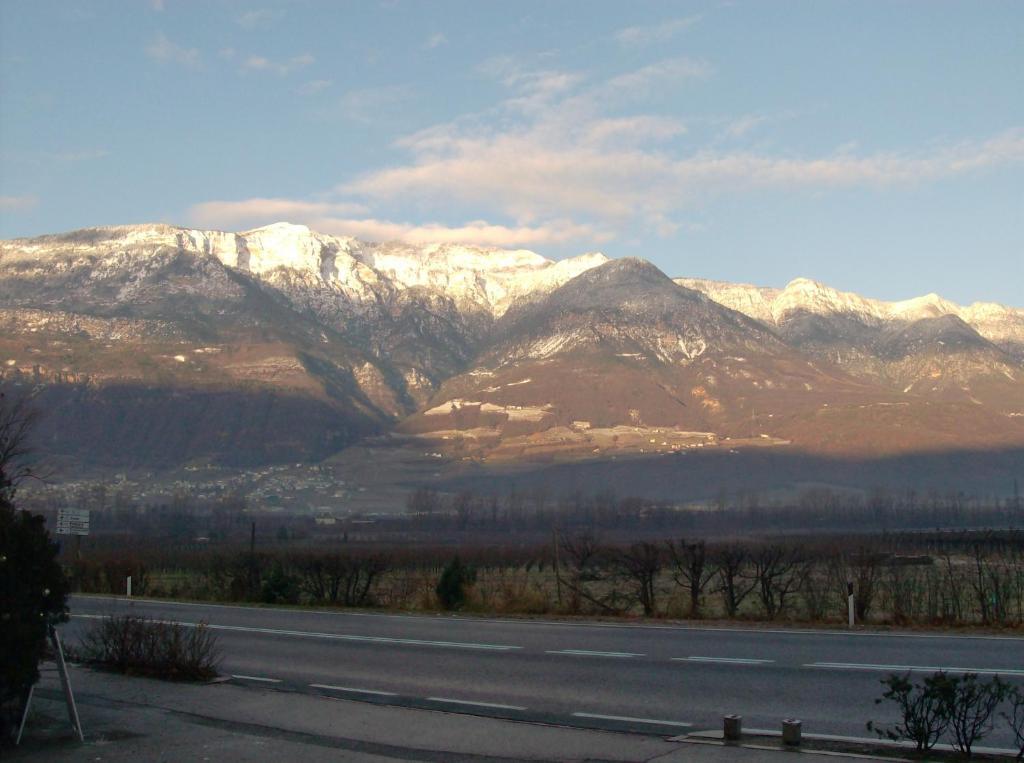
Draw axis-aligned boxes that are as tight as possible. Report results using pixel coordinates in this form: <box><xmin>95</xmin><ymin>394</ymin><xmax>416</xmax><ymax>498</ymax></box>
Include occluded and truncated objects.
<box><xmin>2</xmin><ymin>222</ymin><xmax>1022</xmax><ymax>471</ymax></box>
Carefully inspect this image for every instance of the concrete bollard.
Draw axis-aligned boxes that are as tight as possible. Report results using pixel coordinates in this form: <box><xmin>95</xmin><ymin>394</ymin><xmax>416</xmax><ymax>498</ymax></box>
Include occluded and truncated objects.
<box><xmin>723</xmin><ymin>714</ymin><xmax>742</xmax><ymax>741</ymax></box>
<box><xmin>782</xmin><ymin>719</ymin><xmax>802</xmax><ymax>746</ymax></box>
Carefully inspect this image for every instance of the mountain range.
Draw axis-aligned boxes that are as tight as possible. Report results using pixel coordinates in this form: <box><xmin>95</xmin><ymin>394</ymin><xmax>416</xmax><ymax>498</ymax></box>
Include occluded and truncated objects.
<box><xmin>2</xmin><ymin>222</ymin><xmax>1022</xmax><ymax>494</ymax></box>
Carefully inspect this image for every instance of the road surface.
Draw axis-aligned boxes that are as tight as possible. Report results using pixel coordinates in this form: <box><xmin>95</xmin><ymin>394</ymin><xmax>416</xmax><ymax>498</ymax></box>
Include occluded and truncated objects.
<box><xmin>65</xmin><ymin>596</ymin><xmax>1024</xmax><ymax>746</ymax></box>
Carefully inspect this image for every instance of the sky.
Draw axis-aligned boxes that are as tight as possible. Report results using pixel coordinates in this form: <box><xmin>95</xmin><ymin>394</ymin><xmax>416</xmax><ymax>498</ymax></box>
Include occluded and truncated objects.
<box><xmin>1</xmin><ymin>1</ymin><xmax>1022</xmax><ymax>306</ymax></box>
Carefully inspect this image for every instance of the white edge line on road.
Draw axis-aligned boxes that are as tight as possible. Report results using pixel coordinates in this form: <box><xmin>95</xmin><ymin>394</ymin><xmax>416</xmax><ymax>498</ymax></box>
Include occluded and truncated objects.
<box><xmin>808</xmin><ymin>662</ymin><xmax>1024</xmax><ymax>676</ymax></box>
<box><xmin>676</xmin><ymin>656</ymin><xmax>773</xmax><ymax>665</ymax></box>
<box><xmin>572</xmin><ymin>712</ymin><xmax>692</xmax><ymax>727</ymax></box>
<box><xmin>231</xmin><ymin>675</ymin><xmax>282</xmax><ymax>683</ymax></box>
<box><xmin>68</xmin><ymin>614</ymin><xmax>521</xmax><ymax>652</ymax></box>
<box><xmin>70</xmin><ymin>594</ymin><xmax>1024</xmax><ymax>643</ymax></box>
<box><xmin>310</xmin><ymin>684</ymin><xmax>397</xmax><ymax>696</ymax></box>
<box><xmin>546</xmin><ymin>649</ymin><xmax>643</xmax><ymax>658</ymax></box>
<box><xmin>427</xmin><ymin>697</ymin><xmax>526</xmax><ymax>711</ymax></box>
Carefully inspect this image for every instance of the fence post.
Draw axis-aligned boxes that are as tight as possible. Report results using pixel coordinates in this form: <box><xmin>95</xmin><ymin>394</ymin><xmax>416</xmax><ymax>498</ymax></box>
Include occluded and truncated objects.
<box><xmin>782</xmin><ymin>719</ymin><xmax>802</xmax><ymax>746</ymax></box>
<box><xmin>723</xmin><ymin>714</ymin><xmax>742</xmax><ymax>741</ymax></box>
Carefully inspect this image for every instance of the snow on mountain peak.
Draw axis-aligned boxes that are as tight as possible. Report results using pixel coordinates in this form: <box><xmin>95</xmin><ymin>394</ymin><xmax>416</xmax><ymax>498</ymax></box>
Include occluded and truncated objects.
<box><xmin>0</xmin><ymin>222</ymin><xmax>611</xmax><ymax>318</ymax></box>
<box><xmin>678</xmin><ymin>274</ymin><xmax>1024</xmax><ymax>353</ymax></box>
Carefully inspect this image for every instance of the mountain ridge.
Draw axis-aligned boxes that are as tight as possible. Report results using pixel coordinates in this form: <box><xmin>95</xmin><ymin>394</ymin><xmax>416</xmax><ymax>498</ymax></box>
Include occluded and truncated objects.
<box><xmin>2</xmin><ymin>222</ymin><xmax>1022</xmax><ymax>477</ymax></box>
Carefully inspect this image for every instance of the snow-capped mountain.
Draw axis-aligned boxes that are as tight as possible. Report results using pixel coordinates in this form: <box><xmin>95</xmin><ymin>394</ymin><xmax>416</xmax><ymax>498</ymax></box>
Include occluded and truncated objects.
<box><xmin>678</xmin><ymin>275</ymin><xmax>1024</xmax><ymax>413</ymax></box>
<box><xmin>1</xmin><ymin>222</ymin><xmax>1022</xmax><ymax>473</ymax></box>
<box><xmin>677</xmin><ymin>276</ymin><xmax>1024</xmax><ymax>359</ymax></box>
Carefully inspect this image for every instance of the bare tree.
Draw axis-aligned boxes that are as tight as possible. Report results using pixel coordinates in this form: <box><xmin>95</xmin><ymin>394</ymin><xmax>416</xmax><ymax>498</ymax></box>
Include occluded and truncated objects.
<box><xmin>0</xmin><ymin>388</ymin><xmax>41</xmax><ymax>502</ymax></box>
<box><xmin>748</xmin><ymin>543</ymin><xmax>804</xmax><ymax>620</ymax></box>
<box><xmin>559</xmin><ymin>532</ymin><xmax>620</xmax><ymax>614</ymax></box>
<box><xmin>666</xmin><ymin>539</ymin><xmax>715</xmax><ymax>618</ymax></box>
<box><xmin>615</xmin><ymin>542</ymin><xmax>662</xmax><ymax>616</ymax></box>
<box><xmin>712</xmin><ymin>543</ymin><xmax>757</xmax><ymax>618</ymax></box>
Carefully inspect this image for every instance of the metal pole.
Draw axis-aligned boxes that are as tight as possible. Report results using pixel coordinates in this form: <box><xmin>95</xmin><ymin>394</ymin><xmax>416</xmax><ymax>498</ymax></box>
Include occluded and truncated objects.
<box><xmin>552</xmin><ymin>526</ymin><xmax>563</xmax><ymax>606</ymax></box>
<box><xmin>847</xmin><ymin>581</ymin><xmax>855</xmax><ymax>627</ymax></box>
<box><xmin>127</xmin><ymin>575</ymin><xmax>132</xmax><ymax>598</ymax></box>
<box><xmin>249</xmin><ymin>521</ymin><xmax>257</xmax><ymax>598</ymax></box>
<box><xmin>15</xmin><ymin>686</ymin><xmax>34</xmax><ymax>746</ymax></box>
<box><xmin>49</xmin><ymin>625</ymin><xmax>84</xmax><ymax>742</ymax></box>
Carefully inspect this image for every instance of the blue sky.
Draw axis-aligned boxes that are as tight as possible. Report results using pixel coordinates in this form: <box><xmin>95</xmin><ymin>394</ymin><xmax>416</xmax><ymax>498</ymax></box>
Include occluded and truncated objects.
<box><xmin>1</xmin><ymin>1</ymin><xmax>1021</xmax><ymax>305</ymax></box>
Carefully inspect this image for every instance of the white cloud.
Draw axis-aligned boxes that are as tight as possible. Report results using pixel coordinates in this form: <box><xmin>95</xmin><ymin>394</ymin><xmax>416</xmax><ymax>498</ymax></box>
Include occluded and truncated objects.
<box><xmin>722</xmin><ymin>113</ymin><xmax>771</xmax><ymax>139</ymax></box>
<box><xmin>337</xmin><ymin>85</ymin><xmax>412</xmax><ymax>122</ymax></box>
<box><xmin>345</xmin><ymin>70</ymin><xmax>1024</xmax><ymax>234</ymax></box>
<box><xmin>189</xmin><ymin>56</ymin><xmax>1024</xmax><ymax>252</ymax></box>
<box><xmin>615</xmin><ymin>16</ymin><xmax>701</xmax><ymax>46</ymax></box>
<box><xmin>423</xmin><ymin>32</ymin><xmax>447</xmax><ymax>50</ymax></box>
<box><xmin>187</xmin><ymin>198</ymin><xmax>603</xmax><ymax>246</ymax></box>
<box><xmin>189</xmin><ymin>198</ymin><xmax>369</xmax><ymax>228</ymax></box>
<box><xmin>297</xmin><ymin>79</ymin><xmax>333</xmax><ymax>96</ymax></box>
<box><xmin>0</xmin><ymin>195</ymin><xmax>39</xmax><ymax>212</ymax></box>
<box><xmin>603</xmin><ymin>57</ymin><xmax>712</xmax><ymax>96</ymax></box>
<box><xmin>236</xmin><ymin>9</ymin><xmax>283</xmax><ymax>29</ymax></box>
<box><xmin>146</xmin><ymin>33</ymin><xmax>201</xmax><ymax>69</ymax></box>
<box><xmin>150</xmin><ymin>0</ymin><xmax>164</xmax><ymax>11</ymax></box>
<box><xmin>242</xmin><ymin>53</ymin><xmax>313</xmax><ymax>76</ymax></box>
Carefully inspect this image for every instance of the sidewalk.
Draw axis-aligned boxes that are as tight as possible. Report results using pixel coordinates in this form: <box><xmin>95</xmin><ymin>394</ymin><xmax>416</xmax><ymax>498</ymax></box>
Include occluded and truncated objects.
<box><xmin>10</xmin><ymin>666</ymin><xmax>849</xmax><ymax>762</ymax></box>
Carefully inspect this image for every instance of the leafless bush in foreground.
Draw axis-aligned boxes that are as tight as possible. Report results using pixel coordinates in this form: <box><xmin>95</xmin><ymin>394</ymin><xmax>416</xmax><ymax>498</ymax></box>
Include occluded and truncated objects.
<box><xmin>76</xmin><ymin>615</ymin><xmax>219</xmax><ymax>681</ymax></box>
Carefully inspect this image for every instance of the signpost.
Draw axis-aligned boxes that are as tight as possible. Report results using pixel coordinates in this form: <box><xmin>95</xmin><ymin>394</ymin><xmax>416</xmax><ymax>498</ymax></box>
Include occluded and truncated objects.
<box><xmin>55</xmin><ymin>508</ymin><xmax>90</xmax><ymax>536</ymax></box>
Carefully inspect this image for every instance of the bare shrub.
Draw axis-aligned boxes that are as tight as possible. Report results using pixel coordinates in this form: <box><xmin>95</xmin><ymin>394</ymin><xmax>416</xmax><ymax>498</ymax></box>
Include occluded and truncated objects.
<box><xmin>1002</xmin><ymin>686</ymin><xmax>1024</xmax><ymax>761</ymax></box>
<box><xmin>294</xmin><ymin>551</ymin><xmax>389</xmax><ymax>606</ymax></box>
<box><xmin>867</xmin><ymin>672</ymin><xmax>954</xmax><ymax>752</ymax></box>
<box><xmin>946</xmin><ymin>673</ymin><xmax>1009</xmax><ymax>756</ymax></box>
<box><xmin>76</xmin><ymin>615</ymin><xmax>219</xmax><ymax>681</ymax></box>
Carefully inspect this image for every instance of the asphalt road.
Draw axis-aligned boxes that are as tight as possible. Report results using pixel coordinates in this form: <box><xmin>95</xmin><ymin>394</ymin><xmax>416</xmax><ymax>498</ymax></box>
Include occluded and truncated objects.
<box><xmin>64</xmin><ymin>596</ymin><xmax>1024</xmax><ymax>746</ymax></box>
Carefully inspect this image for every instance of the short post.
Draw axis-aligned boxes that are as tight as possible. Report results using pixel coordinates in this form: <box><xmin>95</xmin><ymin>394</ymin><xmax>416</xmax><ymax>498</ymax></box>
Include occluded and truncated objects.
<box><xmin>127</xmin><ymin>575</ymin><xmax>132</xmax><ymax>598</ymax></box>
<box><xmin>782</xmin><ymin>718</ymin><xmax>802</xmax><ymax>747</ymax></box>
<box><xmin>723</xmin><ymin>714</ymin><xmax>742</xmax><ymax>741</ymax></box>
<box><xmin>847</xmin><ymin>580</ymin><xmax>855</xmax><ymax>627</ymax></box>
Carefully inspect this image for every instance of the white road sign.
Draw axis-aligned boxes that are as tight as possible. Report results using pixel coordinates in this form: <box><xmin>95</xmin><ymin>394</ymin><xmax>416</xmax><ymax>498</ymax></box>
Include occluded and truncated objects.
<box><xmin>56</xmin><ymin>508</ymin><xmax>90</xmax><ymax>536</ymax></box>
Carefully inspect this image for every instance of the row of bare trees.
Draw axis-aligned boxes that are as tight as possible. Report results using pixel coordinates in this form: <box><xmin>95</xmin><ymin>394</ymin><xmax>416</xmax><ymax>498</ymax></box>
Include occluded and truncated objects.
<box><xmin>555</xmin><ymin>533</ymin><xmax>1024</xmax><ymax>624</ymax></box>
<box><xmin>65</xmin><ymin>530</ymin><xmax>1024</xmax><ymax>625</ymax></box>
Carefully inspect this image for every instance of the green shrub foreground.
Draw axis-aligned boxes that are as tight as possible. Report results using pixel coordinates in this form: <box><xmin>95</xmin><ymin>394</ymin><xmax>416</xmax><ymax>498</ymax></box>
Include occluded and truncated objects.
<box><xmin>75</xmin><ymin>615</ymin><xmax>220</xmax><ymax>682</ymax></box>
<box><xmin>870</xmin><ymin>671</ymin><xmax>1024</xmax><ymax>757</ymax></box>
<box><xmin>0</xmin><ymin>504</ymin><xmax>69</xmax><ymax>741</ymax></box>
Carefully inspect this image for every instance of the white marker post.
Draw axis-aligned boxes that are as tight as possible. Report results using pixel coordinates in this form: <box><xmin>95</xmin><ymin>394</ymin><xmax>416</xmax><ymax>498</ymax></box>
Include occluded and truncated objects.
<box><xmin>847</xmin><ymin>581</ymin><xmax>855</xmax><ymax>627</ymax></box>
<box><xmin>127</xmin><ymin>575</ymin><xmax>132</xmax><ymax>599</ymax></box>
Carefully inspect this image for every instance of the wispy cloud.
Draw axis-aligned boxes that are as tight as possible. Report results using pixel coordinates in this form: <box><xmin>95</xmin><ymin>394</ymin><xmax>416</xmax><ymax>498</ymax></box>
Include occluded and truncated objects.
<box><xmin>722</xmin><ymin>113</ymin><xmax>771</xmax><ymax>139</ymax></box>
<box><xmin>336</xmin><ymin>85</ymin><xmax>412</xmax><ymax>122</ymax></box>
<box><xmin>241</xmin><ymin>53</ymin><xmax>313</xmax><ymax>76</ymax></box>
<box><xmin>342</xmin><ymin>55</ymin><xmax>1024</xmax><ymax>238</ymax></box>
<box><xmin>2</xmin><ymin>148</ymin><xmax>109</xmax><ymax>165</ymax></box>
<box><xmin>187</xmin><ymin>198</ymin><xmax>601</xmax><ymax>246</ymax></box>
<box><xmin>236</xmin><ymin>9</ymin><xmax>284</xmax><ymax>29</ymax></box>
<box><xmin>146</xmin><ymin>33</ymin><xmax>201</xmax><ymax>69</ymax></box>
<box><xmin>423</xmin><ymin>32</ymin><xmax>447</xmax><ymax>50</ymax></box>
<box><xmin>190</xmin><ymin>55</ymin><xmax>1024</xmax><ymax>251</ymax></box>
<box><xmin>603</xmin><ymin>57</ymin><xmax>712</xmax><ymax>97</ymax></box>
<box><xmin>0</xmin><ymin>195</ymin><xmax>39</xmax><ymax>213</ymax></box>
<box><xmin>189</xmin><ymin>198</ymin><xmax>368</xmax><ymax>227</ymax></box>
<box><xmin>297</xmin><ymin>79</ymin><xmax>333</xmax><ymax>96</ymax></box>
<box><xmin>615</xmin><ymin>16</ymin><xmax>701</xmax><ymax>46</ymax></box>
